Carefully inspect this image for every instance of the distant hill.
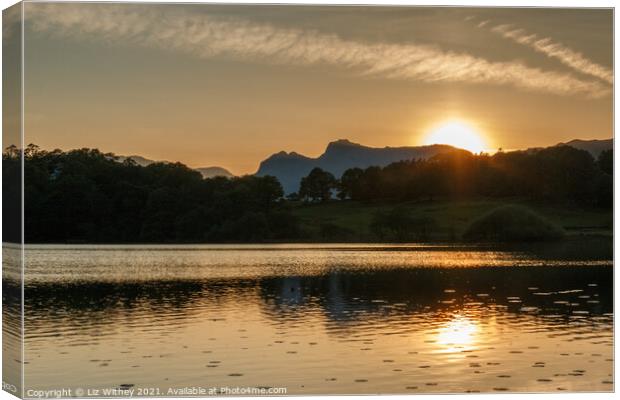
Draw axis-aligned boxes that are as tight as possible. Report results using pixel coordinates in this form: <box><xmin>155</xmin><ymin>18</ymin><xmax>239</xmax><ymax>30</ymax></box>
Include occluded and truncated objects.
<box><xmin>195</xmin><ymin>166</ymin><xmax>234</xmax><ymax>178</ymax></box>
<box><xmin>255</xmin><ymin>139</ymin><xmax>459</xmax><ymax>193</ymax></box>
<box><xmin>117</xmin><ymin>155</ymin><xmax>233</xmax><ymax>178</ymax></box>
<box><xmin>557</xmin><ymin>139</ymin><xmax>613</xmax><ymax>158</ymax></box>
<box><xmin>117</xmin><ymin>155</ymin><xmax>154</xmax><ymax>167</ymax></box>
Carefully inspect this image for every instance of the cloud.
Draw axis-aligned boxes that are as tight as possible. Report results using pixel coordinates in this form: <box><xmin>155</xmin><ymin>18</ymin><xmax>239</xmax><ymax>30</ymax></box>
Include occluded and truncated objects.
<box><xmin>488</xmin><ymin>23</ymin><xmax>612</xmax><ymax>84</ymax></box>
<box><xmin>25</xmin><ymin>4</ymin><xmax>610</xmax><ymax>98</ymax></box>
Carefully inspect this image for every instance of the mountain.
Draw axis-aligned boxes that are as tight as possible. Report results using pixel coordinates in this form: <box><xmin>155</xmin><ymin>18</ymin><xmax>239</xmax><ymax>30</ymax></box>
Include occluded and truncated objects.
<box><xmin>558</xmin><ymin>139</ymin><xmax>613</xmax><ymax>158</ymax></box>
<box><xmin>195</xmin><ymin>166</ymin><xmax>234</xmax><ymax>178</ymax></box>
<box><xmin>117</xmin><ymin>156</ymin><xmax>234</xmax><ymax>178</ymax></box>
<box><xmin>255</xmin><ymin>139</ymin><xmax>459</xmax><ymax>194</ymax></box>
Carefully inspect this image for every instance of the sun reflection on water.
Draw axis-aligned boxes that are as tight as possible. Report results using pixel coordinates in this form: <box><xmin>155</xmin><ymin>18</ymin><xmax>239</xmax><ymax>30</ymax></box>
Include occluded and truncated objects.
<box><xmin>436</xmin><ymin>315</ymin><xmax>480</xmax><ymax>353</ymax></box>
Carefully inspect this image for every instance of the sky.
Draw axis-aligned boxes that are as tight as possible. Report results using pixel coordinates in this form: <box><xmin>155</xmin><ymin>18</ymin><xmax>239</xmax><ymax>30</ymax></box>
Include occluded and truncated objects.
<box><xmin>5</xmin><ymin>3</ymin><xmax>614</xmax><ymax>174</ymax></box>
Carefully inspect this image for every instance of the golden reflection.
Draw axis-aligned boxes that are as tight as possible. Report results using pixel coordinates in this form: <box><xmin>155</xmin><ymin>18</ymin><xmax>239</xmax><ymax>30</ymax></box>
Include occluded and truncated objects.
<box><xmin>436</xmin><ymin>315</ymin><xmax>479</xmax><ymax>352</ymax></box>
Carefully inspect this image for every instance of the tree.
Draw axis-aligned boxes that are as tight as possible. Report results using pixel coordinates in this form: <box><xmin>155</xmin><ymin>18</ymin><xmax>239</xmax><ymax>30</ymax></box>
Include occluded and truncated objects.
<box><xmin>598</xmin><ymin>149</ymin><xmax>613</xmax><ymax>175</ymax></box>
<box><xmin>338</xmin><ymin>167</ymin><xmax>364</xmax><ymax>200</ymax></box>
<box><xmin>17</xmin><ymin>145</ymin><xmax>295</xmax><ymax>243</ymax></box>
<box><xmin>299</xmin><ymin>167</ymin><xmax>336</xmax><ymax>202</ymax></box>
<box><xmin>532</xmin><ymin>146</ymin><xmax>598</xmax><ymax>204</ymax></box>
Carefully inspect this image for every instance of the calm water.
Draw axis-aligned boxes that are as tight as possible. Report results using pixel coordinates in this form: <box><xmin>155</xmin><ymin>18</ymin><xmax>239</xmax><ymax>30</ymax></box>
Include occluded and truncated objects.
<box><xmin>3</xmin><ymin>242</ymin><xmax>614</xmax><ymax>395</ymax></box>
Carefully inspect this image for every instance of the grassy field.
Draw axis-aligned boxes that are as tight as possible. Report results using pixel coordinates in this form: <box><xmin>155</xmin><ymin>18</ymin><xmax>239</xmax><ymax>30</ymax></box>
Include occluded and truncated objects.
<box><xmin>290</xmin><ymin>198</ymin><xmax>612</xmax><ymax>242</ymax></box>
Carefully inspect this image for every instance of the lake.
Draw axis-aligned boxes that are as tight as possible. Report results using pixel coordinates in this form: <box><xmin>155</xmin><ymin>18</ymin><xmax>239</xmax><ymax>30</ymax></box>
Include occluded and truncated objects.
<box><xmin>3</xmin><ymin>241</ymin><xmax>613</xmax><ymax>395</ymax></box>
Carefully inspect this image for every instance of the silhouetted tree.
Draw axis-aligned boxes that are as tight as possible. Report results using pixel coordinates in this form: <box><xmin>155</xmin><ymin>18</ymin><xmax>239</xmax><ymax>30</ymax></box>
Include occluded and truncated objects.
<box><xmin>338</xmin><ymin>167</ymin><xmax>364</xmax><ymax>199</ymax></box>
<box><xmin>333</xmin><ymin>146</ymin><xmax>609</xmax><ymax>207</ymax></box>
<box><xmin>598</xmin><ymin>149</ymin><xmax>613</xmax><ymax>175</ymax></box>
<box><xmin>299</xmin><ymin>167</ymin><xmax>336</xmax><ymax>202</ymax></box>
<box><xmin>3</xmin><ymin>144</ymin><xmax>21</xmax><ymax>243</ymax></box>
<box><xmin>15</xmin><ymin>145</ymin><xmax>297</xmax><ymax>243</ymax></box>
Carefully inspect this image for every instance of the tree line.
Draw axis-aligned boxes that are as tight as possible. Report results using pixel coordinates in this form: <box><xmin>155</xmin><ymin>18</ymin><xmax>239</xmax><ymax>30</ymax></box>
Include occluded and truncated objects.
<box><xmin>5</xmin><ymin>145</ymin><xmax>297</xmax><ymax>243</ymax></box>
<box><xmin>2</xmin><ymin>144</ymin><xmax>612</xmax><ymax>243</ymax></box>
<box><xmin>296</xmin><ymin>146</ymin><xmax>612</xmax><ymax>207</ymax></box>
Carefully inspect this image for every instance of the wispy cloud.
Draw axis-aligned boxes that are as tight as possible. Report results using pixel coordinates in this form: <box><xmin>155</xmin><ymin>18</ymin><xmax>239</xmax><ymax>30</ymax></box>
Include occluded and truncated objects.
<box><xmin>25</xmin><ymin>4</ymin><xmax>610</xmax><ymax>98</ymax></box>
<box><xmin>486</xmin><ymin>23</ymin><xmax>612</xmax><ymax>84</ymax></box>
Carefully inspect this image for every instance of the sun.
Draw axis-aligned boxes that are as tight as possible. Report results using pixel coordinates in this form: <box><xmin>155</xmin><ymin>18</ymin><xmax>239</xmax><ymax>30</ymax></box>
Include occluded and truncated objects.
<box><xmin>423</xmin><ymin>120</ymin><xmax>487</xmax><ymax>154</ymax></box>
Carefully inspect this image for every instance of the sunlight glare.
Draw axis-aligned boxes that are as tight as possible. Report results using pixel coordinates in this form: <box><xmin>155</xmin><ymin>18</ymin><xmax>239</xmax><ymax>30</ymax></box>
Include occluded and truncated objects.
<box><xmin>423</xmin><ymin>120</ymin><xmax>487</xmax><ymax>153</ymax></box>
<box><xmin>436</xmin><ymin>316</ymin><xmax>479</xmax><ymax>351</ymax></box>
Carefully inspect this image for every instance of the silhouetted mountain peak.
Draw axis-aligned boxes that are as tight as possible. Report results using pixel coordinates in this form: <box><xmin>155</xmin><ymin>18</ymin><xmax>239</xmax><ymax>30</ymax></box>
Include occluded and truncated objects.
<box><xmin>266</xmin><ymin>150</ymin><xmax>311</xmax><ymax>161</ymax></box>
<box><xmin>324</xmin><ymin>139</ymin><xmax>365</xmax><ymax>156</ymax></box>
<box><xmin>327</xmin><ymin>138</ymin><xmax>362</xmax><ymax>147</ymax></box>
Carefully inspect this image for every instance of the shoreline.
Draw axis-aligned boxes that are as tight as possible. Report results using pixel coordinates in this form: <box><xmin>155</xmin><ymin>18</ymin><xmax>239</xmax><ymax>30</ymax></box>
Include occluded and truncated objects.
<box><xmin>10</xmin><ymin>232</ymin><xmax>613</xmax><ymax>246</ymax></box>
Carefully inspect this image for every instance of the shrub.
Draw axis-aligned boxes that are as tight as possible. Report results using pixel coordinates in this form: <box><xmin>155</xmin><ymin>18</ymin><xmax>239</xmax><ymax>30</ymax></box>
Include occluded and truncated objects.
<box><xmin>462</xmin><ymin>205</ymin><xmax>564</xmax><ymax>242</ymax></box>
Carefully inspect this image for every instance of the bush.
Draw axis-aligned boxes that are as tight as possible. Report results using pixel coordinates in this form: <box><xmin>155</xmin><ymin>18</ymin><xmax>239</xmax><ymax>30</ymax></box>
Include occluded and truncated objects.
<box><xmin>462</xmin><ymin>205</ymin><xmax>564</xmax><ymax>242</ymax></box>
